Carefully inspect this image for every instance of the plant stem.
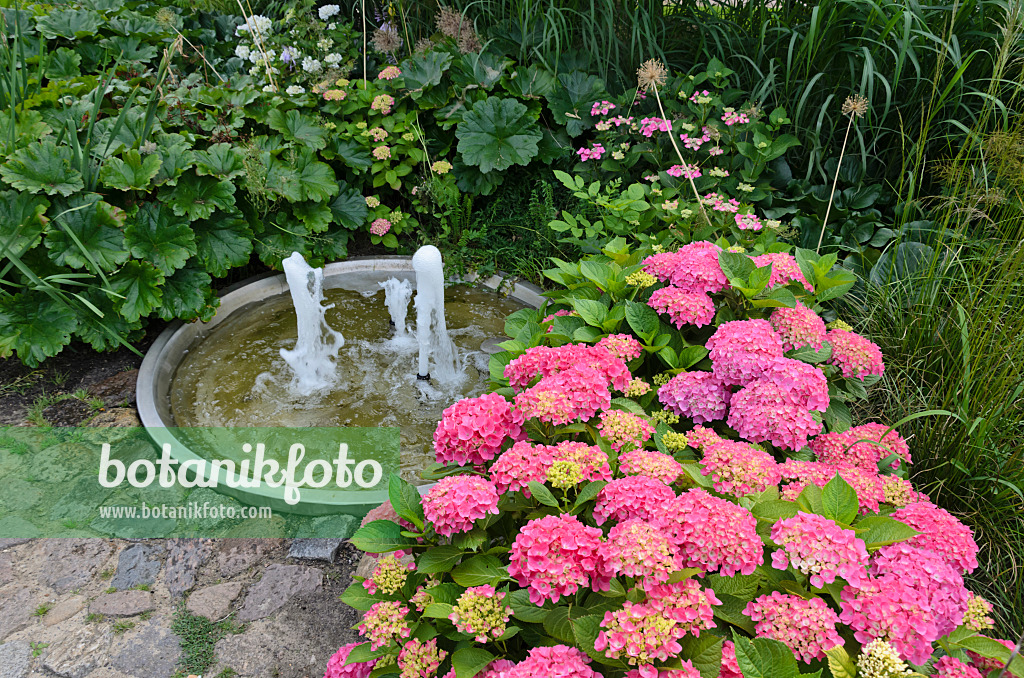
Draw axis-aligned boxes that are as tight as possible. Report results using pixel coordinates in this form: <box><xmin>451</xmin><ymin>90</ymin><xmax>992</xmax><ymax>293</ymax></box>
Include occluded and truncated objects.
<box><xmin>650</xmin><ymin>84</ymin><xmax>713</xmax><ymax>230</ymax></box>
<box><xmin>817</xmin><ymin>115</ymin><xmax>854</xmax><ymax>253</ymax></box>
<box><xmin>361</xmin><ymin>0</ymin><xmax>368</xmax><ymax>89</ymax></box>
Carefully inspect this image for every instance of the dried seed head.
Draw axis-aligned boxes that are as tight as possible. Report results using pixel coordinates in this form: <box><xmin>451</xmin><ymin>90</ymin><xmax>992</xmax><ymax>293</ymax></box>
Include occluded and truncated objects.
<box><xmin>371</xmin><ymin>26</ymin><xmax>402</xmax><ymax>54</ymax></box>
<box><xmin>637</xmin><ymin>59</ymin><xmax>668</xmax><ymax>93</ymax></box>
<box><xmin>436</xmin><ymin>6</ymin><xmax>466</xmax><ymax>39</ymax></box>
<box><xmin>457</xmin><ymin>28</ymin><xmax>481</xmax><ymax>54</ymax></box>
<box><xmin>414</xmin><ymin>37</ymin><xmax>435</xmax><ymax>54</ymax></box>
<box><xmin>842</xmin><ymin>94</ymin><xmax>869</xmax><ymax>118</ymax></box>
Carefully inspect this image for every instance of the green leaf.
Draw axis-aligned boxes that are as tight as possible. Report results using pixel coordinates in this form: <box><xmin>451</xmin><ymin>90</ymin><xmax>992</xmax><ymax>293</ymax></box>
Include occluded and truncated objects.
<box><xmin>545</xmin><ymin>70</ymin><xmax>604</xmax><ymax>137</ymax></box>
<box><xmin>752</xmin><ymin>500</ymin><xmax>799</xmax><ymax>522</ymax></box>
<box><xmin>193</xmin><ymin>143</ymin><xmax>246</xmax><ymax>180</ymax></box>
<box><xmin>329</xmin><ymin>183</ymin><xmax>369</xmax><ymax>230</ymax></box>
<box><xmin>625</xmin><ymin>300</ymin><xmax>660</xmax><ymax>342</ymax></box>
<box><xmin>824</xmin><ymin>646</ymin><xmax>857</xmax><ymax>678</ymax></box>
<box><xmin>153</xmin><ymin>139</ymin><xmax>195</xmax><ymax>187</ymax></box>
<box><xmin>35</xmin><ymin>8</ymin><xmax>102</xmax><ymax>39</ymax></box>
<box><xmin>268</xmin><ymin>149</ymin><xmax>338</xmax><ymax>203</ymax></box>
<box><xmin>267</xmin><ymin>109</ymin><xmax>328</xmax><ymax>150</ymax></box>
<box><xmin>789</xmin><ymin>343</ymin><xmax>832</xmax><ymax>364</ymax></box>
<box><xmin>715</xmin><ymin>595</ymin><xmax>756</xmax><ymax>634</ymax></box>
<box><xmin>527</xmin><ymin>481</ymin><xmax>559</xmax><ymax>507</ymax></box>
<box><xmin>159</xmin><ymin>174</ymin><xmax>236</xmax><ymax>220</ymax></box>
<box><xmin>45</xmin><ymin>47</ymin><xmax>82</xmax><ymax>79</ymax></box>
<box><xmin>719</xmin><ymin>250</ymin><xmax>756</xmax><ymax>284</ymax></box>
<box><xmin>400</xmin><ymin>51</ymin><xmax>453</xmax><ymax>94</ymax></box>
<box><xmin>159</xmin><ymin>265</ymin><xmax>214</xmax><ymax>322</ymax></box>
<box><xmin>100</xmin><ymin>150</ymin><xmax>162</xmax><ymax>191</ymax></box>
<box><xmin>796</xmin><ymin>483</ymin><xmax>824</xmax><ymax>516</ymax></box>
<box><xmin>111</xmin><ymin>260</ymin><xmax>165</xmax><ymax>322</ymax></box>
<box><xmin>1</xmin><ymin>139</ymin><xmax>83</xmax><ymax>196</ymax></box>
<box><xmin>192</xmin><ymin>214</ymin><xmax>253</xmax><ymax>277</ymax></box>
<box><xmin>339</xmin><ymin>581</ymin><xmax>379</xmax><ymax>611</ymax></box>
<box><xmin>417</xmin><ymin>545</ymin><xmax>464</xmax><ymax>574</ymax></box>
<box><xmin>508</xmin><ymin>589</ymin><xmax>548</xmax><ymax>622</ymax></box>
<box><xmin>543</xmin><ymin>606</ymin><xmax>575</xmax><ymax>642</ymax></box>
<box><xmin>854</xmin><ymin>515</ymin><xmax>919</xmax><ymax>551</ymax></box>
<box><xmin>822</xmin><ymin>474</ymin><xmax>859</xmax><ymax>525</ymax></box>
<box><xmin>388</xmin><ymin>474</ymin><xmax>425</xmax><ymax>529</ymax></box>
<box><xmin>350</xmin><ymin>519</ymin><xmax>414</xmax><ymax>553</ymax></box>
<box><xmin>456</xmin><ymin>97</ymin><xmax>543</xmax><ymax>174</ymax></box>
<box><xmin>452</xmin><ymin>648</ymin><xmax>495</xmax><ymax>678</ymax></box>
<box><xmin>451</xmin><ymin>554</ymin><xmax>506</xmax><ymax>587</ymax></box>
<box><xmin>327</xmin><ymin>139</ymin><xmax>373</xmax><ymax>171</ymax></box>
<box><xmin>46</xmin><ymin>195</ymin><xmax>127</xmax><ymax>271</ymax></box>
<box><xmin>0</xmin><ymin>291</ymin><xmax>78</xmax><ymax>366</ymax></box>
<box><xmin>680</xmin><ymin>634</ymin><xmax>725</xmax><ymax>678</ymax></box>
<box><xmin>573</xmin><ymin>298</ymin><xmax>609</xmax><ymax>327</ymax></box>
<box><xmin>421</xmin><ymin>602</ymin><xmax>454</xmax><ymax>619</ymax></box>
<box><xmin>731</xmin><ymin>631</ymin><xmax>801</xmax><ymax>678</ymax></box>
<box><xmin>124</xmin><ymin>203</ymin><xmax>197</xmax><ymax>275</ymax></box>
<box><xmin>824</xmin><ymin>400</ymin><xmax>852</xmax><ymax>433</ymax></box>
<box><xmin>0</xmin><ymin>191</ymin><xmax>48</xmax><ymax>257</ymax></box>
<box><xmin>954</xmin><ymin>636</ymin><xmax>1024</xmax><ymax>677</ymax></box>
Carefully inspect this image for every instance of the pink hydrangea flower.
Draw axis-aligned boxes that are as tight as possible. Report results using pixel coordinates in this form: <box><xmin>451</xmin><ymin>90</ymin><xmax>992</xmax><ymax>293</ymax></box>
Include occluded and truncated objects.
<box><xmin>707</xmin><ymin>319</ymin><xmax>785</xmax><ymax>386</ymax></box>
<box><xmin>324</xmin><ymin>642</ymin><xmax>376</xmax><ymax>678</ymax></box>
<box><xmin>398</xmin><ymin>638</ymin><xmax>447</xmax><ymax>678</ymax></box>
<box><xmin>505</xmin><ymin>645</ymin><xmax>602</xmax><ymax>678</ymax></box>
<box><xmin>490</xmin><ymin>440</ymin><xmax>554</xmax><ymax>495</ymax></box>
<box><xmin>606</xmin><ymin>519</ymin><xmax>683</xmax><ymax>582</ymax></box>
<box><xmin>770</xmin><ymin>512</ymin><xmax>870</xmax><ymax>587</ymax></box>
<box><xmin>370</xmin><ymin>217</ymin><xmax>392</xmax><ymax>235</ymax></box>
<box><xmin>597</xmin><ymin>333</ymin><xmax>643</xmax><ymax>361</ymax></box>
<box><xmin>839</xmin><ymin>576</ymin><xmax>940</xmax><ymax>665</ymax></box>
<box><xmin>625</xmin><ymin>663</ymin><xmax>701</xmax><ymax>678</ymax></box>
<box><xmin>891</xmin><ymin>501</ymin><xmax>979</xmax><ymax>574</ymax></box>
<box><xmin>639</xmin><ymin>117</ymin><xmax>673</xmax><ymax>136</ymax></box>
<box><xmin>758</xmin><ymin>358</ymin><xmax>830</xmax><ymax>412</ymax></box>
<box><xmin>422</xmin><ymin>475</ymin><xmax>500</xmax><ymax>536</ymax></box>
<box><xmin>871</xmin><ymin>542</ymin><xmax>970</xmax><ymax>637</ymax></box>
<box><xmin>881</xmin><ymin>475</ymin><xmax>926</xmax><ymax>507</ymax></box>
<box><xmin>751</xmin><ymin>253</ymin><xmax>813</xmax><ymax>292</ymax></box>
<box><xmin>514</xmin><ymin>365</ymin><xmax>612</xmax><ymax>424</ymax></box>
<box><xmin>727</xmin><ymin>379</ymin><xmax>822</xmax><ymax>450</ymax></box>
<box><xmin>721</xmin><ymin>641</ymin><xmax>743</xmax><ymax>678</ymax></box>
<box><xmin>658</xmin><ymin>371</ymin><xmax>731</xmax><ymax>424</ymax></box>
<box><xmin>372</xmin><ymin>145</ymin><xmax>392</xmax><ymax>160</ymax></box>
<box><xmin>932</xmin><ymin>656</ymin><xmax>984</xmax><ymax>678</ymax></box>
<box><xmin>552</xmin><ymin>440</ymin><xmax>613</xmax><ymax>481</ymax></box>
<box><xmin>434</xmin><ymin>392</ymin><xmax>525</xmax><ymax>466</ymax></box>
<box><xmin>700</xmin><ymin>439</ymin><xmax>781</xmax><ymax>497</ymax></box>
<box><xmin>654</xmin><ymin>489</ymin><xmax>763</xmax><ymax>576</ymax></box>
<box><xmin>641</xmin><ymin>241</ymin><xmax>728</xmax><ymax>294</ymax></box>
<box><xmin>685</xmin><ymin>425</ymin><xmax>722</xmax><ymax>451</ymax></box>
<box><xmin>827</xmin><ymin>329</ymin><xmax>885</xmax><ymax>380</ymax></box>
<box><xmin>505</xmin><ymin>344</ymin><xmax>631</xmax><ymax>392</ymax></box>
<box><xmin>809</xmin><ymin>423</ymin><xmax>911</xmax><ymax>471</ymax></box>
<box><xmin>448</xmin><ymin>585</ymin><xmax>512</xmax><ymax>642</ymax></box>
<box><xmin>743</xmin><ymin>592</ymin><xmax>843</xmax><ymax>662</ymax></box>
<box><xmin>594</xmin><ymin>476</ymin><xmax>677</xmax><ymax>525</ymax></box>
<box><xmin>667</xmin><ymin>163</ymin><xmax>701</xmax><ymax>179</ymax></box>
<box><xmin>735</xmin><ymin>213</ymin><xmax>763</xmax><ymax>231</ymax></box>
<box><xmin>770</xmin><ymin>302</ymin><xmax>827</xmax><ymax>352</ymax></box>
<box><xmin>598</xmin><ymin>409</ymin><xmax>655</xmax><ymax>452</ymax></box>
<box><xmin>620</xmin><ymin>449</ymin><xmax>684</xmax><ymax>484</ymax></box>
<box><xmin>508</xmin><ymin>514</ymin><xmax>613</xmax><ymax>605</ymax></box>
<box><xmin>778</xmin><ymin>460</ymin><xmax>884</xmax><ymax>514</ymax></box>
<box><xmin>378</xmin><ymin>65</ymin><xmax>402</xmax><ymax>79</ymax></box>
<box><xmin>647</xmin><ymin>288</ymin><xmax>716</xmax><ymax>328</ymax></box>
<box><xmin>644</xmin><ymin>578</ymin><xmax>722</xmax><ymax>633</ymax></box>
<box><xmin>362</xmin><ymin>550</ymin><xmax>414</xmax><ymax>594</ymax></box>
<box><xmin>358</xmin><ymin>601</ymin><xmax>411</xmax><ymax>650</ymax></box>
<box><xmin>578</xmin><ymin>143</ymin><xmax>606</xmax><ymax>161</ymax></box>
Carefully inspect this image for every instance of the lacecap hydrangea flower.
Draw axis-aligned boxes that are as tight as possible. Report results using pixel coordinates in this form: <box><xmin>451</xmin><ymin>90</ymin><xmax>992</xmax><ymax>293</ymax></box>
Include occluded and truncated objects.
<box><xmin>700</xmin><ymin>439</ymin><xmax>781</xmax><ymax>497</ymax></box>
<box><xmin>619</xmin><ymin>449</ymin><xmax>683</xmax><ymax>484</ymax></box>
<box><xmin>508</xmin><ymin>513</ymin><xmax>613</xmax><ymax>605</ymax></box>
<box><xmin>770</xmin><ymin>302</ymin><xmax>827</xmax><ymax>352</ymax></box>
<box><xmin>891</xmin><ymin>501</ymin><xmax>979</xmax><ymax>573</ymax></box>
<box><xmin>770</xmin><ymin>512</ymin><xmax>870</xmax><ymax>587</ymax></box>
<box><xmin>828</xmin><ymin>328</ymin><xmax>885</xmax><ymax>380</ymax></box>
<box><xmin>743</xmin><ymin>592</ymin><xmax>843</xmax><ymax>662</ymax></box>
<box><xmin>434</xmin><ymin>392</ymin><xmax>524</xmax><ymax>466</ymax></box>
<box><xmin>422</xmin><ymin>475</ymin><xmax>500</xmax><ymax>536</ymax></box>
<box><xmin>449</xmin><ymin>585</ymin><xmax>512</xmax><ymax>642</ymax></box>
<box><xmin>658</xmin><ymin>371</ymin><xmax>730</xmax><ymax>424</ymax></box>
<box><xmin>655</xmin><ymin>489</ymin><xmax>763</xmax><ymax>576</ymax></box>
<box><xmin>647</xmin><ymin>288</ymin><xmax>716</xmax><ymax>328</ymax></box>
<box><xmin>324</xmin><ymin>641</ymin><xmax>376</xmax><ymax>678</ymax></box>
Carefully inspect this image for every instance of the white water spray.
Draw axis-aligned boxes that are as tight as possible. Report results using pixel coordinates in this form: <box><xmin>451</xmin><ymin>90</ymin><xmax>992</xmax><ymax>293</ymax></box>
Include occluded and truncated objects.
<box><xmin>412</xmin><ymin>246</ymin><xmax>459</xmax><ymax>383</ymax></box>
<box><xmin>380</xmin><ymin>277</ymin><xmax>413</xmax><ymax>335</ymax></box>
<box><xmin>279</xmin><ymin>252</ymin><xmax>344</xmax><ymax>395</ymax></box>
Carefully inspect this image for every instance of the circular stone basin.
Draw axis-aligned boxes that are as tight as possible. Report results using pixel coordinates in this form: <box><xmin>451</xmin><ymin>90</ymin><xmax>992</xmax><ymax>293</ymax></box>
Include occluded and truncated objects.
<box><xmin>137</xmin><ymin>257</ymin><xmax>542</xmax><ymax>515</ymax></box>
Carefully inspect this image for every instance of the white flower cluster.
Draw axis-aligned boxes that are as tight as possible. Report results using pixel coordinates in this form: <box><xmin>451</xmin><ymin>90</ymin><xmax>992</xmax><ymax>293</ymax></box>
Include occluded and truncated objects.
<box><xmin>318</xmin><ymin>4</ymin><xmax>340</xmax><ymax>20</ymax></box>
<box><xmin>234</xmin><ymin>14</ymin><xmax>272</xmax><ymax>38</ymax></box>
<box><xmin>302</xmin><ymin>57</ymin><xmax>322</xmax><ymax>74</ymax></box>
<box><xmin>325</xmin><ymin>52</ymin><xmax>343</xmax><ymax>67</ymax></box>
<box><xmin>286</xmin><ymin>85</ymin><xmax>306</xmax><ymax>95</ymax></box>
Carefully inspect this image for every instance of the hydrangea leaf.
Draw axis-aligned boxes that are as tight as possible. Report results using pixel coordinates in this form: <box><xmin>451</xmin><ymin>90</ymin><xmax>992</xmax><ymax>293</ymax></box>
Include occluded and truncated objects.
<box><xmin>99</xmin><ymin>150</ymin><xmax>162</xmax><ymax>191</ymax></box>
<box><xmin>451</xmin><ymin>648</ymin><xmax>494</xmax><ymax>678</ymax></box>
<box><xmin>853</xmin><ymin>515</ymin><xmax>919</xmax><ymax>551</ymax></box>
<box><xmin>821</xmin><ymin>474</ymin><xmax>860</xmax><ymax>526</ymax></box>
<box><xmin>450</xmin><ymin>554</ymin><xmax>506</xmax><ymax>587</ymax></box>
<box><xmin>35</xmin><ymin>8</ymin><xmax>103</xmax><ymax>39</ymax></box>
<box><xmin>111</xmin><ymin>260</ymin><xmax>164</xmax><ymax>322</ymax></box>
<box><xmin>46</xmin><ymin>194</ymin><xmax>127</xmax><ymax>271</ymax></box>
<box><xmin>542</xmin><ymin>606</ymin><xmax>575</xmax><ymax>643</ymax></box>
<box><xmin>266</xmin><ymin>109</ymin><xmax>327</xmax><ymax>150</ymax></box>
<box><xmin>0</xmin><ymin>138</ymin><xmax>84</xmax><ymax>196</ymax></box>
<box><xmin>415</xmin><ymin>545</ymin><xmax>464</xmax><ymax>575</ymax></box>
<box><xmin>625</xmin><ymin>300</ymin><xmax>659</xmax><ymax>342</ymax></box>
<box><xmin>193</xmin><ymin>143</ymin><xmax>245</xmax><ymax>180</ymax></box>
<box><xmin>124</xmin><ymin>203</ymin><xmax>196</xmax><ymax>275</ymax></box>
<box><xmin>731</xmin><ymin>630</ymin><xmax>801</xmax><ymax>678</ymax></box>
<box><xmin>0</xmin><ymin>291</ymin><xmax>78</xmax><ymax>366</ymax></box>
<box><xmin>338</xmin><ymin>581</ymin><xmax>379</xmax><ymax>611</ymax></box>
<box><xmin>329</xmin><ymin>183</ymin><xmax>369</xmax><ymax>230</ymax></box>
<box><xmin>192</xmin><ymin>214</ymin><xmax>253</xmax><ymax>277</ymax></box>
<box><xmin>0</xmin><ymin>190</ymin><xmax>49</xmax><ymax>257</ymax></box>
<box><xmin>349</xmin><ymin>519</ymin><xmax>414</xmax><ymax>553</ymax></box>
<box><xmin>388</xmin><ymin>474</ymin><xmax>425</xmax><ymax>529</ymax></box>
<box><xmin>456</xmin><ymin>97</ymin><xmax>543</xmax><ymax>174</ymax></box>
<box><xmin>823</xmin><ymin>646</ymin><xmax>857</xmax><ymax>678</ymax></box>
<box><xmin>679</xmin><ymin>634</ymin><xmax>726</xmax><ymax>678</ymax></box>
<box><xmin>158</xmin><ymin>265</ymin><xmax>216</xmax><ymax>321</ymax></box>
<box><xmin>159</xmin><ymin>173</ymin><xmax>236</xmax><ymax>220</ymax></box>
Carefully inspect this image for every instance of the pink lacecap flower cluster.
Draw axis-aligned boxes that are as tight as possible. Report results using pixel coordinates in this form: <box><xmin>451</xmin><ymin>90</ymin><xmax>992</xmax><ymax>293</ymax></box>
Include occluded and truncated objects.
<box><xmin>680</xmin><ymin>131</ymin><xmax>710</xmax><ymax>151</ymax></box>
<box><xmin>734</xmin><ymin>213</ymin><xmax>763</xmax><ymax>231</ymax></box>
<box><xmin>362</xmin><ymin>550</ymin><xmax>414</xmax><ymax>594</ymax></box>
<box><xmin>578</xmin><ymin>143</ymin><xmax>606</xmax><ymax>162</ymax></box>
<box><xmin>422</xmin><ymin>475</ymin><xmax>500</xmax><ymax>536</ymax></box>
<box><xmin>508</xmin><ymin>513</ymin><xmax>613</xmax><ymax>605</ymax></box>
<box><xmin>640</xmin><ymin>117</ymin><xmax>673</xmax><ymax>136</ymax></box>
<box><xmin>595</xmin><ymin>475</ymin><xmax>677</xmax><ymax>525</ymax></box>
<box><xmin>608</xmin><ymin>115</ymin><xmax>634</xmax><ymax>127</ymax></box>
<box><xmin>324</xmin><ymin>642</ymin><xmax>376</xmax><ymax>678</ymax></box>
<box><xmin>370</xmin><ymin>217</ymin><xmax>391</xmax><ymax>235</ymax></box>
<box><xmin>655</xmin><ymin>489</ymin><xmax>764</xmax><ymax>576</ymax></box>
<box><xmin>504</xmin><ymin>645</ymin><xmax>602</xmax><ymax>678</ymax></box>
<box><xmin>779</xmin><ymin>460</ymin><xmax>884</xmax><ymax>514</ymax></box>
<box><xmin>722</xmin><ymin>110</ymin><xmax>750</xmax><ymax>125</ymax></box>
<box><xmin>810</xmin><ymin>422</ymin><xmax>911</xmax><ymax>471</ymax></box>
<box><xmin>743</xmin><ymin>592</ymin><xmax>843</xmax><ymax>662</ymax></box>
<box><xmin>770</xmin><ymin>511</ymin><xmax>870</xmax><ymax>588</ymax></box>
<box><xmin>690</xmin><ymin>89</ymin><xmax>711</xmax><ymax>102</ymax></box>
<box><xmin>667</xmin><ymin>164</ymin><xmax>701</xmax><ymax>179</ymax></box>
<box><xmin>358</xmin><ymin>600</ymin><xmax>412</xmax><ymax>650</ymax></box>
<box><xmin>659</xmin><ymin>371</ymin><xmax>730</xmax><ymax>424</ymax></box>
<box><xmin>891</xmin><ymin>501</ymin><xmax>980</xmax><ymax>573</ymax></box>
<box><xmin>827</xmin><ymin>329</ymin><xmax>885</xmax><ymax>380</ymax></box>
<box><xmin>505</xmin><ymin>343</ymin><xmax>631</xmax><ymax>392</ymax></box>
<box><xmin>378</xmin><ymin>65</ymin><xmax>402</xmax><ymax>79</ymax></box>
<box><xmin>606</xmin><ymin>519</ymin><xmax>683</xmax><ymax>582</ymax></box>
<box><xmin>434</xmin><ymin>392</ymin><xmax>525</xmax><ymax>466</ymax></box>
<box><xmin>597</xmin><ymin>333</ymin><xmax>643</xmax><ymax>361</ymax></box>
<box><xmin>702</xmin><ymin>192</ymin><xmax>740</xmax><ymax>213</ymax></box>
<box><xmin>591</xmin><ymin>100</ymin><xmax>616</xmax><ymax>116</ymax></box>
<box><xmin>770</xmin><ymin>302</ymin><xmax>827</xmax><ymax>352</ymax></box>
<box><xmin>751</xmin><ymin>252</ymin><xmax>813</xmax><ymax>291</ymax></box>
<box><xmin>700</xmin><ymin>439</ymin><xmax>781</xmax><ymax>497</ymax></box>
<box><xmin>620</xmin><ymin>449</ymin><xmax>684</xmax><ymax>485</ymax></box>
<box><xmin>599</xmin><ymin>409</ymin><xmax>655</xmax><ymax>452</ymax></box>
<box><xmin>870</xmin><ymin>542</ymin><xmax>970</xmax><ymax>637</ymax></box>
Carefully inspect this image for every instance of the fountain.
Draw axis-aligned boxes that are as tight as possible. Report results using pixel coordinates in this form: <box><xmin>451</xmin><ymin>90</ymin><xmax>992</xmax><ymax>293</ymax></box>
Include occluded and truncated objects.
<box><xmin>412</xmin><ymin>245</ymin><xmax>459</xmax><ymax>383</ymax></box>
<box><xmin>279</xmin><ymin>252</ymin><xmax>345</xmax><ymax>395</ymax></box>
<box><xmin>380</xmin><ymin>277</ymin><xmax>413</xmax><ymax>336</ymax></box>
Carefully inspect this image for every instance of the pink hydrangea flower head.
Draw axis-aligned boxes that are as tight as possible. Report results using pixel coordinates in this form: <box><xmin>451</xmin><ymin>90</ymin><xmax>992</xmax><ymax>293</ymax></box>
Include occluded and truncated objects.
<box><xmin>594</xmin><ymin>476</ymin><xmax>677</xmax><ymax>525</ymax></box>
<box><xmin>598</xmin><ymin>333</ymin><xmax>643</xmax><ymax>361</ymax></box>
<box><xmin>778</xmin><ymin>461</ymin><xmax>884</xmax><ymax>514</ymax></box>
<box><xmin>370</xmin><ymin>217</ymin><xmax>392</xmax><ymax>235</ymax></box>
<box><xmin>398</xmin><ymin>638</ymin><xmax>447</xmax><ymax>678</ymax></box>
<box><xmin>596</xmin><ymin>591</ymin><xmax>716</xmax><ymax>666</ymax></box>
<box><xmin>962</xmin><ymin>593</ymin><xmax>995</xmax><ymax>632</ymax></box>
<box><xmin>641</xmin><ymin>241</ymin><xmax>728</xmax><ymax>294</ymax></box>
<box><xmin>422</xmin><ymin>475</ymin><xmax>500</xmax><ymax>536</ymax></box>
<box><xmin>358</xmin><ymin>601</ymin><xmax>411</xmax><ymax>650</ymax></box>
<box><xmin>685</xmin><ymin>425</ymin><xmax>722</xmax><ymax>451</ymax></box>
<box><xmin>743</xmin><ymin>592</ymin><xmax>843</xmax><ymax>662</ymax></box>
<box><xmin>758</xmin><ymin>357</ymin><xmax>830</xmax><ymax>412</ymax></box>
<box><xmin>932</xmin><ymin>656</ymin><xmax>984</xmax><ymax>678</ymax></box>
<box><xmin>620</xmin><ymin>449</ymin><xmax>684</xmax><ymax>485</ymax></box>
<box><xmin>362</xmin><ymin>550</ymin><xmax>414</xmax><ymax>595</ymax></box>
<box><xmin>720</xmin><ymin>641</ymin><xmax>743</xmax><ymax>678</ymax></box>
<box><xmin>598</xmin><ymin>409</ymin><xmax>655</xmax><ymax>452</ymax></box>
<box><xmin>508</xmin><ymin>514</ymin><xmax>613</xmax><ymax>605</ymax></box>
<box><xmin>700</xmin><ymin>439</ymin><xmax>781</xmax><ymax>497</ymax></box>
<box><xmin>658</xmin><ymin>371</ymin><xmax>730</xmax><ymax>424</ymax></box>
<box><xmin>810</xmin><ymin>423</ymin><xmax>911</xmax><ymax>471</ymax></box>
<box><xmin>478</xmin><ymin>660</ymin><xmax>517</xmax><ymax>678</ymax></box>
<box><xmin>654</xmin><ymin>489</ymin><xmax>763</xmax><ymax>576</ymax></box>
<box><xmin>881</xmin><ymin>475</ymin><xmax>926</xmax><ymax>507</ymax></box>
<box><xmin>770</xmin><ymin>302</ymin><xmax>827</xmax><ymax>352</ymax></box>
<box><xmin>827</xmin><ymin>329</ymin><xmax>885</xmax><ymax>380</ymax></box>
<box><xmin>606</xmin><ymin>519</ymin><xmax>683</xmax><ymax>582</ymax></box>
<box><xmin>378</xmin><ymin>65</ymin><xmax>402</xmax><ymax>80</ymax></box>
<box><xmin>552</xmin><ymin>440</ymin><xmax>612</xmax><ymax>481</ymax></box>
<box><xmin>434</xmin><ymin>392</ymin><xmax>525</xmax><ymax>466</ymax></box>
<box><xmin>870</xmin><ymin>542</ymin><xmax>970</xmax><ymax>637</ymax></box>
<box><xmin>514</xmin><ymin>365</ymin><xmax>612</xmax><ymax>425</ymax></box>
<box><xmin>727</xmin><ymin>379</ymin><xmax>823</xmax><ymax>450</ymax></box>
<box><xmin>891</xmin><ymin>501</ymin><xmax>979</xmax><ymax>574</ymax></box>
<box><xmin>505</xmin><ymin>343</ymin><xmax>631</xmax><ymax>392</ymax></box>
<box><xmin>490</xmin><ymin>441</ymin><xmax>553</xmax><ymax>495</ymax></box>
<box><xmin>840</xmin><ymin>577</ymin><xmax>940</xmax><ymax>665</ymax></box>
<box><xmin>735</xmin><ymin>213</ymin><xmax>763</xmax><ymax>231</ymax></box>
<box><xmin>644</xmin><ymin>578</ymin><xmax>722</xmax><ymax>633</ymax></box>
<box><xmin>751</xmin><ymin>252</ymin><xmax>813</xmax><ymax>292</ymax></box>
<box><xmin>625</xmin><ymin>663</ymin><xmax>702</xmax><ymax>678</ymax></box>
<box><xmin>324</xmin><ymin>642</ymin><xmax>376</xmax><ymax>678</ymax></box>
<box><xmin>505</xmin><ymin>645</ymin><xmax>602</xmax><ymax>678</ymax></box>
<box><xmin>770</xmin><ymin>512</ymin><xmax>870</xmax><ymax>588</ymax></box>
<box><xmin>448</xmin><ymin>585</ymin><xmax>512</xmax><ymax>642</ymax></box>
<box><xmin>647</xmin><ymin>288</ymin><xmax>716</xmax><ymax>329</ymax></box>
<box><xmin>706</xmin><ymin>319</ymin><xmax>785</xmax><ymax>386</ymax></box>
